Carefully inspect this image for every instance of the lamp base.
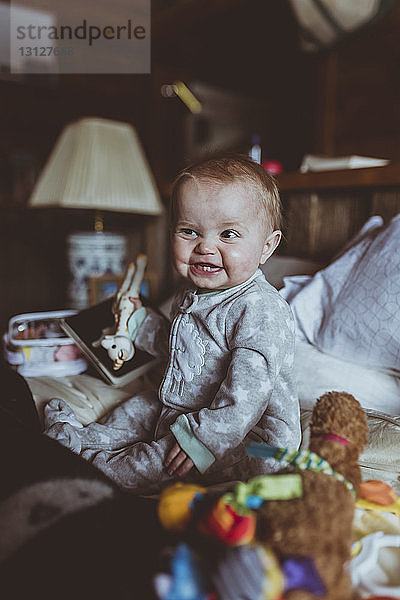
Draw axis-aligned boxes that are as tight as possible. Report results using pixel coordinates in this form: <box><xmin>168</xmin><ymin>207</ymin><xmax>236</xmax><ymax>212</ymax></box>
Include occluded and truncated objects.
<box><xmin>67</xmin><ymin>231</ymin><xmax>126</xmax><ymax>309</ymax></box>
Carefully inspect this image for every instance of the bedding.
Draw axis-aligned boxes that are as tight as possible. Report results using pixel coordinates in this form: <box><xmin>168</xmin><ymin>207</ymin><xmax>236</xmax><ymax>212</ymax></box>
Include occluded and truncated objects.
<box><xmin>280</xmin><ymin>215</ymin><xmax>400</xmax><ymax>494</ymax></box>
<box><xmin>295</xmin><ymin>341</ymin><xmax>400</xmax><ymax>416</ymax></box>
<box><xmin>26</xmin><ymin>370</ymin><xmax>155</xmax><ymax>425</ymax></box>
<box><xmin>281</xmin><ymin>214</ymin><xmax>400</xmax><ymax>374</ymax></box>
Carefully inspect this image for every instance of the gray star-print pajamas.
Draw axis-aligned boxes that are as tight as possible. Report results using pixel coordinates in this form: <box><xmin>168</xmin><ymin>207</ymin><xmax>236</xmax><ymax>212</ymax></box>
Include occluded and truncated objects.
<box><xmin>45</xmin><ymin>269</ymin><xmax>300</xmax><ymax>494</ymax></box>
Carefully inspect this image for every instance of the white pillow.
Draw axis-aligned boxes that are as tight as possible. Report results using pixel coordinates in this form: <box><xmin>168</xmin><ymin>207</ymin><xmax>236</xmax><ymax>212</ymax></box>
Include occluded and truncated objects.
<box><xmin>295</xmin><ymin>341</ymin><xmax>400</xmax><ymax>416</ymax></box>
<box><xmin>281</xmin><ymin>215</ymin><xmax>400</xmax><ymax>373</ymax></box>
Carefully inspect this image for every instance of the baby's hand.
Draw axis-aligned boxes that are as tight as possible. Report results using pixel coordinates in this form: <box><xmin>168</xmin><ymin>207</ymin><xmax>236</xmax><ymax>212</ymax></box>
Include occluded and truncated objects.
<box><xmin>129</xmin><ymin>297</ymin><xmax>143</xmax><ymax>310</ymax></box>
<box><xmin>165</xmin><ymin>442</ymin><xmax>194</xmax><ymax>477</ymax></box>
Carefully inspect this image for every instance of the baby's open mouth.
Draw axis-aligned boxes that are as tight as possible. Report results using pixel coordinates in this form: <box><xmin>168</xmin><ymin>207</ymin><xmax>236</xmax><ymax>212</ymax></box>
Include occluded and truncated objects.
<box><xmin>190</xmin><ymin>263</ymin><xmax>222</xmax><ymax>273</ymax></box>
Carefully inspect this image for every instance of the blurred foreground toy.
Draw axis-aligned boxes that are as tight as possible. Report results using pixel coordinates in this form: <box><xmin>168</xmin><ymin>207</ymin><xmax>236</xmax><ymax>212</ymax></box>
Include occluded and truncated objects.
<box><xmin>359</xmin><ymin>480</ymin><xmax>399</xmax><ymax>507</ymax></box>
<box><xmin>153</xmin><ymin>539</ymin><xmax>326</xmax><ymax>600</ymax></box>
<box><xmin>156</xmin><ymin>392</ymin><xmax>368</xmax><ymax>600</ymax></box>
<box><xmin>153</xmin><ymin>543</ymin><xmax>212</xmax><ymax>600</ymax></box>
<box><xmin>158</xmin><ymin>483</ymin><xmax>207</xmax><ymax>533</ymax></box>
<box><xmin>212</xmin><ymin>544</ymin><xmax>326</xmax><ymax>600</ymax></box>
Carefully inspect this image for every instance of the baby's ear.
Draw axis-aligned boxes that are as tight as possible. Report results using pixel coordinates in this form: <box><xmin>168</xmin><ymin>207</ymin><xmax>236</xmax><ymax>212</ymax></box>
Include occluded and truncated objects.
<box><xmin>260</xmin><ymin>230</ymin><xmax>281</xmax><ymax>264</ymax></box>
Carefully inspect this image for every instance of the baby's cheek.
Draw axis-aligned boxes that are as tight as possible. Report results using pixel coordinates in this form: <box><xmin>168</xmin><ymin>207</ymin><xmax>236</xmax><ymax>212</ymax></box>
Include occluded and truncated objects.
<box><xmin>174</xmin><ymin>259</ymin><xmax>190</xmax><ymax>279</ymax></box>
<box><xmin>229</xmin><ymin>248</ymin><xmax>241</xmax><ymax>259</ymax></box>
<box><xmin>229</xmin><ymin>249</ymin><xmax>254</xmax><ymax>269</ymax></box>
<box><xmin>227</xmin><ymin>248</ymin><xmax>245</xmax><ymax>267</ymax></box>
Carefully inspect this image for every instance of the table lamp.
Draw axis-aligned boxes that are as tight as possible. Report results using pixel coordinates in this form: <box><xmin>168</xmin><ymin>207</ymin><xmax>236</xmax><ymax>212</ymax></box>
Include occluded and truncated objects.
<box><xmin>29</xmin><ymin>117</ymin><xmax>163</xmax><ymax>308</ymax></box>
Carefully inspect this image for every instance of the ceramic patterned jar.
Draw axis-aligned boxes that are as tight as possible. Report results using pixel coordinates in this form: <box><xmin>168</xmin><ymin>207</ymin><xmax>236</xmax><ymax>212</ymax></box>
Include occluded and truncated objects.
<box><xmin>67</xmin><ymin>231</ymin><xmax>126</xmax><ymax>309</ymax></box>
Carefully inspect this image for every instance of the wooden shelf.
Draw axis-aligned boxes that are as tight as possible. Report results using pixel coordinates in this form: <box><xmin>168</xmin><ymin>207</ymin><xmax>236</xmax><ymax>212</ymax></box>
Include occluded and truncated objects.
<box><xmin>278</xmin><ymin>163</ymin><xmax>400</xmax><ymax>192</ymax></box>
<box><xmin>276</xmin><ymin>162</ymin><xmax>400</xmax><ymax>263</ymax></box>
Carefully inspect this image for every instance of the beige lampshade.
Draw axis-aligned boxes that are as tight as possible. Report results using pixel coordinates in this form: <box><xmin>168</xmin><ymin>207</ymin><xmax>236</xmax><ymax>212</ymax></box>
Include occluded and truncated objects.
<box><xmin>29</xmin><ymin>117</ymin><xmax>163</xmax><ymax>215</ymax></box>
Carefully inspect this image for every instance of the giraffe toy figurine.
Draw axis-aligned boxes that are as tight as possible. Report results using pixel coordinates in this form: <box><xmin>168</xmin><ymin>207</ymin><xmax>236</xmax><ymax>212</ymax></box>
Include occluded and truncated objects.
<box><xmin>100</xmin><ymin>254</ymin><xmax>147</xmax><ymax>371</ymax></box>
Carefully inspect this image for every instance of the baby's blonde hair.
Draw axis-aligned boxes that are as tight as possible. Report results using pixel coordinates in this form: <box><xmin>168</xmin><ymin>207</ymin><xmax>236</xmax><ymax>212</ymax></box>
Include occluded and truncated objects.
<box><xmin>170</xmin><ymin>153</ymin><xmax>282</xmax><ymax>233</ymax></box>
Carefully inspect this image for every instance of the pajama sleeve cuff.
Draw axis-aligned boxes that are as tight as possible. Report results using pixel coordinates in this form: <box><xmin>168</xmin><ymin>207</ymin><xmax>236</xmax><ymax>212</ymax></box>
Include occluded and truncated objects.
<box><xmin>170</xmin><ymin>414</ymin><xmax>215</xmax><ymax>474</ymax></box>
<box><xmin>127</xmin><ymin>307</ymin><xmax>148</xmax><ymax>341</ymax></box>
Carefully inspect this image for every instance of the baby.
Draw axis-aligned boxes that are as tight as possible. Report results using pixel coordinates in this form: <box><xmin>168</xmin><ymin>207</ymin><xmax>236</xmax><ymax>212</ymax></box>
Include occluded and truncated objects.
<box><xmin>45</xmin><ymin>154</ymin><xmax>301</xmax><ymax>494</ymax></box>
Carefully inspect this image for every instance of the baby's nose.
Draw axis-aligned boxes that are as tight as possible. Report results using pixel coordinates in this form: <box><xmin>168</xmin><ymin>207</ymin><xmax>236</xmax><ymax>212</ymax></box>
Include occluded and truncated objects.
<box><xmin>195</xmin><ymin>237</ymin><xmax>216</xmax><ymax>254</ymax></box>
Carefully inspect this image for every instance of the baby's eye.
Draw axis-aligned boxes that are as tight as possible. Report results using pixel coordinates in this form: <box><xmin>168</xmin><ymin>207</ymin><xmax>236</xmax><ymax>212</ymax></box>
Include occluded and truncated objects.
<box><xmin>178</xmin><ymin>228</ymin><xmax>197</xmax><ymax>238</ymax></box>
<box><xmin>220</xmin><ymin>229</ymin><xmax>239</xmax><ymax>239</ymax></box>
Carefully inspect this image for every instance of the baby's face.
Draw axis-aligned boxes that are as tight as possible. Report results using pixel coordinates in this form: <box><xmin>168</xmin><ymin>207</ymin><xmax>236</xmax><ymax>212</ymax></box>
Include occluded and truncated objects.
<box><xmin>172</xmin><ymin>179</ymin><xmax>280</xmax><ymax>291</ymax></box>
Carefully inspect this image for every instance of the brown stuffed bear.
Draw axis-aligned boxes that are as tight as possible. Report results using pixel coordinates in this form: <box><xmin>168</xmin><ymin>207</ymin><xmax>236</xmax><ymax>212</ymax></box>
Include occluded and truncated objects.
<box><xmin>255</xmin><ymin>391</ymin><xmax>369</xmax><ymax>600</ymax></box>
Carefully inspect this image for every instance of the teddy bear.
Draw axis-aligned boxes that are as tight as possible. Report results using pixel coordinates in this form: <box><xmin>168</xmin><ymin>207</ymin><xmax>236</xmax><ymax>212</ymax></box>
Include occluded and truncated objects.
<box><xmin>155</xmin><ymin>391</ymin><xmax>369</xmax><ymax>600</ymax></box>
<box><xmin>253</xmin><ymin>390</ymin><xmax>369</xmax><ymax>600</ymax></box>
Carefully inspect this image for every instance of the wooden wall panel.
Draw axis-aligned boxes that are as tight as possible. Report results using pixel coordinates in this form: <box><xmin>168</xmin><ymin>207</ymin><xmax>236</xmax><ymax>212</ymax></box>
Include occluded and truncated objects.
<box><xmin>283</xmin><ymin>191</ymin><xmax>370</xmax><ymax>261</ymax></box>
<box><xmin>314</xmin><ymin>2</ymin><xmax>400</xmax><ymax>160</ymax></box>
<box><xmin>280</xmin><ymin>168</ymin><xmax>400</xmax><ymax>263</ymax></box>
<box><xmin>370</xmin><ymin>190</ymin><xmax>400</xmax><ymax>221</ymax></box>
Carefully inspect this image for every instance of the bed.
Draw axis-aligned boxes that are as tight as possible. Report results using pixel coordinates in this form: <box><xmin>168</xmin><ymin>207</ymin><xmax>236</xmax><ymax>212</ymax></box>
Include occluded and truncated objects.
<box><xmin>25</xmin><ymin>214</ymin><xmax>400</xmax><ymax>492</ymax></box>
<box><xmin>2</xmin><ymin>212</ymin><xmax>400</xmax><ymax>598</ymax></box>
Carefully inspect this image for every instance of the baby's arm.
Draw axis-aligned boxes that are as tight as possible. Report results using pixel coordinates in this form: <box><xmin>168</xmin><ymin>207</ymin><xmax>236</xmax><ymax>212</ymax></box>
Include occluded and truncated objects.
<box><xmin>170</xmin><ymin>293</ymin><xmax>298</xmax><ymax>473</ymax></box>
<box><xmin>127</xmin><ymin>299</ymin><xmax>171</xmax><ymax>359</ymax></box>
<box><xmin>131</xmin><ymin>289</ymin><xmax>189</xmax><ymax>358</ymax></box>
